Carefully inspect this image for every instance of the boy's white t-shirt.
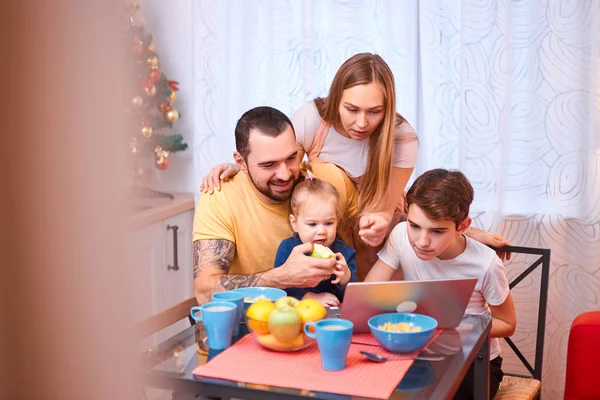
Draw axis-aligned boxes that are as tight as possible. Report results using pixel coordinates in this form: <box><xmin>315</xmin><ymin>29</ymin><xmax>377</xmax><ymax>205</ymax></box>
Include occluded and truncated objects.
<box><xmin>291</xmin><ymin>101</ymin><xmax>418</xmax><ymax>178</ymax></box>
<box><xmin>378</xmin><ymin>222</ymin><xmax>510</xmax><ymax>360</ymax></box>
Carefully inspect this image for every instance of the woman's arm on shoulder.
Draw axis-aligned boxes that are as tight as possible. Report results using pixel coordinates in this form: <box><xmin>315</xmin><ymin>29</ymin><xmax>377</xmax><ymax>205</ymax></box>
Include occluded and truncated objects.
<box><xmin>200</xmin><ymin>163</ymin><xmax>240</xmax><ymax>193</ymax></box>
<box><xmin>465</xmin><ymin>227</ymin><xmax>512</xmax><ymax>261</ymax></box>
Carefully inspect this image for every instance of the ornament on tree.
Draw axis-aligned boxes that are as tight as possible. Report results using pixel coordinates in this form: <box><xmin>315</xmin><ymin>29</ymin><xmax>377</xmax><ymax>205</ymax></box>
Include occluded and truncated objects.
<box><xmin>159</xmin><ymin>103</ymin><xmax>171</xmax><ymax>114</ymax></box>
<box><xmin>133</xmin><ymin>39</ymin><xmax>143</xmax><ymax>55</ymax></box>
<box><xmin>169</xmin><ymin>91</ymin><xmax>176</xmax><ymax>103</ymax></box>
<box><xmin>146</xmin><ymin>55</ymin><xmax>159</xmax><ymax>70</ymax></box>
<box><xmin>141</xmin><ymin>125</ymin><xmax>153</xmax><ymax>138</ymax></box>
<box><xmin>145</xmin><ymin>84</ymin><xmax>156</xmax><ymax>97</ymax></box>
<box><xmin>167</xmin><ymin>80</ymin><xmax>179</xmax><ymax>91</ymax></box>
<box><xmin>155</xmin><ymin>146</ymin><xmax>169</xmax><ymax>170</ymax></box>
<box><xmin>165</xmin><ymin>109</ymin><xmax>179</xmax><ymax>123</ymax></box>
<box><xmin>132</xmin><ymin>95</ymin><xmax>143</xmax><ymax>108</ymax></box>
<box><xmin>148</xmin><ymin>41</ymin><xmax>156</xmax><ymax>52</ymax></box>
<box><xmin>149</xmin><ymin>70</ymin><xmax>161</xmax><ymax>83</ymax></box>
<box><xmin>128</xmin><ymin>2</ymin><xmax>145</xmax><ymax>26</ymax></box>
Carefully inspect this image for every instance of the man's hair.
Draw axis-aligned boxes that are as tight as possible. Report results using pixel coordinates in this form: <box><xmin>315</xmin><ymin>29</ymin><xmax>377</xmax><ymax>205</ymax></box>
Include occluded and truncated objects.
<box><xmin>290</xmin><ymin>177</ymin><xmax>341</xmax><ymax>220</ymax></box>
<box><xmin>234</xmin><ymin>106</ymin><xmax>294</xmax><ymax>159</ymax></box>
<box><xmin>406</xmin><ymin>169</ymin><xmax>474</xmax><ymax>226</ymax></box>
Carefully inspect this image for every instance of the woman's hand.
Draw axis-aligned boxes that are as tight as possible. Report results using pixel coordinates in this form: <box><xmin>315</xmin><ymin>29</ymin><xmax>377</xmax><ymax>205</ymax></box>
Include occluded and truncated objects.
<box><xmin>200</xmin><ymin>163</ymin><xmax>239</xmax><ymax>193</ymax></box>
<box><xmin>358</xmin><ymin>213</ymin><xmax>390</xmax><ymax>247</ymax></box>
<box><xmin>465</xmin><ymin>226</ymin><xmax>512</xmax><ymax>261</ymax></box>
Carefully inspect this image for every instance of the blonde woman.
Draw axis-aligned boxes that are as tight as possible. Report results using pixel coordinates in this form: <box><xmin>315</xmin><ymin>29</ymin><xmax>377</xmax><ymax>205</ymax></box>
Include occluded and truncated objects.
<box><xmin>201</xmin><ymin>53</ymin><xmax>510</xmax><ymax>279</ymax></box>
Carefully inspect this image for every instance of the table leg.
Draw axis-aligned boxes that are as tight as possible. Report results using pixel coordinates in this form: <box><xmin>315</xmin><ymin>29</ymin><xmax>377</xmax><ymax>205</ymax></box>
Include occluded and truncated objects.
<box><xmin>473</xmin><ymin>334</ymin><xmax>490</xmax><ymax>400</ymax></box>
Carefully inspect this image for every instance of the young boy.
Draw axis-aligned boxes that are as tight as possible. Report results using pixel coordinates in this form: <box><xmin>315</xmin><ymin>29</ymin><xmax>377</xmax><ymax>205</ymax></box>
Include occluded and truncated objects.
<box><xmin>365</xmin><ymin>168</ymin><xmax>516</xmax><ymax>400</ymax></box>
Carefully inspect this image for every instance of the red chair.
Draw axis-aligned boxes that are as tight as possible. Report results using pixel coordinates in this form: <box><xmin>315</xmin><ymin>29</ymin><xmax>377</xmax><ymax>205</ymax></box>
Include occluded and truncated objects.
<box><xmin>564</xmin><ymin>311</ymin><xmax>600</xmax><ymax>400</ymax></box>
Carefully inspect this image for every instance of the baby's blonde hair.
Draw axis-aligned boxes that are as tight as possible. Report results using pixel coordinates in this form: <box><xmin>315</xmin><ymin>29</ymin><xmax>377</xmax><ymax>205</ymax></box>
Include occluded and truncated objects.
<box><xmin>290</xmin><ymin>177</ymin><xmax>341</xmax><ymax>220</ymax></box>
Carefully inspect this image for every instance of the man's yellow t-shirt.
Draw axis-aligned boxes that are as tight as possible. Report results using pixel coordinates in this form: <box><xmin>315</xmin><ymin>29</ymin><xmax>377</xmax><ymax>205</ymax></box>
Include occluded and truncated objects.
<box><xmin>193</xmin><ymin>172</ymin><xmax>293</xmax><ymax>274</ymax></box>
<box><xmin>192</xmin><ymin>164</ymin><xmax>357</xmax><ymax>275</ymax></box>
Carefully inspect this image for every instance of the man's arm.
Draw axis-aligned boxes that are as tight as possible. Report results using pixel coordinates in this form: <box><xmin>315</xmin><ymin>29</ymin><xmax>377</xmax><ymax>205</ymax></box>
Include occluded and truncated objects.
<box><xmin>193</xmin><ymin>239</ymin><xmax>288</xmax><ymax>305</ymax></box>
<box><xmin>193</xmin><ymin>239</ymin><xmax>338</xmax><ymax>305</ymax></box>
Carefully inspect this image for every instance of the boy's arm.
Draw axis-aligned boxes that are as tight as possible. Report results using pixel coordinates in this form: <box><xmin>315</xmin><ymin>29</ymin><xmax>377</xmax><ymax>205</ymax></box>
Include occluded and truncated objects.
<box><xmin>364</xmin><ymin>258</ymin><xmax>398</xmax><ymax>282</ymax></box>
<box><xmin>488</xmin><ymin>292</ymin><xmax>516</xmax><ymax>338</ymax></box>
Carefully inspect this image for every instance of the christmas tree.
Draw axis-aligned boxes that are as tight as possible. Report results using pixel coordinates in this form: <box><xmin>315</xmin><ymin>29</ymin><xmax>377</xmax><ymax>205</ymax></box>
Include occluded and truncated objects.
<box><xmin>127</xmin><ymin>2</ymin><xmax>187</xmax><ymax>180</ymax></box>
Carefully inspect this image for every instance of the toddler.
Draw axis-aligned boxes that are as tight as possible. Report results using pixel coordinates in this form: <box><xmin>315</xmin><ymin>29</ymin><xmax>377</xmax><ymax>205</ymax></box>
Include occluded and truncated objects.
<box><xmin>273</xmin><ymin>174</ymin><xmax>357</xmax><ymax>306</ymax></box>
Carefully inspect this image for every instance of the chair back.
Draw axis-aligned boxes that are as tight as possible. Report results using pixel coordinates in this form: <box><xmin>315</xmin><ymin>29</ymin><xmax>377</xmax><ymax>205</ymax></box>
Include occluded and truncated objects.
<box><xmin>492</xmin><ymin>246</ymin><xmax>550</xmax><ymax>400</ymax></box>
<box><xmin>136</xmin><ymin>296</ymin><xmax>198</xmax><ymax>339</ymax></box>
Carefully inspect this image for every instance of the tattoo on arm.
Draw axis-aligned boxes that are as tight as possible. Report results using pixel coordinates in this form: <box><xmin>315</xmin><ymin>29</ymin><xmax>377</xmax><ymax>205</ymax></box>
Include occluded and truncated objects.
<box><xmin>219</xmin><ymin>273</ymin><xmax>263</xmax><ymax>290</ymax></box>
<box><xmin>192</xmin><ymin>239</ymin><xmax>263</xmax><ymax>290</ymax></box>
<box><xmin>193</xmin><ymin>239</ymin><xmax>235</xmax><ymax>279</ymax></box>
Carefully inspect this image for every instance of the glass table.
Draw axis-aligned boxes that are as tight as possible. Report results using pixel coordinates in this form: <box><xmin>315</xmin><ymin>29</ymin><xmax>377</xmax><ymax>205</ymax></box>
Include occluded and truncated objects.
<box><xmin>141</xmin><ymin>310</ymin><xmax>491</xmax><ymax>400</ymax></box>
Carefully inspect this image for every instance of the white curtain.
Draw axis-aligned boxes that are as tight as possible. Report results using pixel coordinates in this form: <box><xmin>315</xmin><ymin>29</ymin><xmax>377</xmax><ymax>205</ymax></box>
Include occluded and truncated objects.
<box><xmin>191</xmin><ymin>1</ymin><xmax>600</xmax><ymax>398</ymax></box>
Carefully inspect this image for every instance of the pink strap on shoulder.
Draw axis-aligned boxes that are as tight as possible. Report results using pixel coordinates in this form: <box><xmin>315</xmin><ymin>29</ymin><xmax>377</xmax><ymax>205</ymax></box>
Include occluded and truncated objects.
<box><xmin>307</xmin><ymin>120</ymin><xmax>330</xmax><ymax>162</ymax></box>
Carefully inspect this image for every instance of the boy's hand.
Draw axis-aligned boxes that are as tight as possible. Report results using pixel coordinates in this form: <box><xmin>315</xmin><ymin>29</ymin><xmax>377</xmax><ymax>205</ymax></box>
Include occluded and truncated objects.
<box><xmin>303</xmin><ymin>292</ymin><xmax>340</xmax><ymax>307</ymax></box>
<box><xmin>331</xmin><ymin>253</ymin><xmax>351</xmax><ymax>286</ymax></box>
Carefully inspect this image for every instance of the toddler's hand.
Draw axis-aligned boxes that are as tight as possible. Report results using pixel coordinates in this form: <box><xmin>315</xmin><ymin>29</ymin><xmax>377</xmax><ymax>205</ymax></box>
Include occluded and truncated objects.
<box><xmin>331</xmin><ymin>253</ymin><xmax>351</xmax><ymax>285</ymax></box>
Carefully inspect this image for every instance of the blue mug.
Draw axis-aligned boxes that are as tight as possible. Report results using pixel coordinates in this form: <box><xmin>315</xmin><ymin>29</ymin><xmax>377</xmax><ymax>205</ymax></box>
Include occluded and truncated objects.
<box><xmin>212</xmin><ymin>291</ymin><xmax>244</xmax><ymax>336</ymax></box>
<box><xmin>190</xmin><ymin>301</ymin><xmax>237</xmax><ymax>350</ymax></box>
<box><xmin>304</xmin><ymin>319</ymin><xmax>354</xmax><ymax>371</ymax></box>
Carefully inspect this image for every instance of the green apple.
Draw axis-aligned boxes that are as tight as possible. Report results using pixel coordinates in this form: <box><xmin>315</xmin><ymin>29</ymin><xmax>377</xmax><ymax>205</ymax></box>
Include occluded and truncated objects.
<box><xmin>311</xmin><ymin>243</ymin><xmax>334</xmax><ymax>259</ymax></box>
<box><xmin>267</xmin><ymin>305</ymin><xmax>302</xmax><ymax>342</ymax></box>
<box><xmin>274</xmin><ymin>296</ymin><xmax>300</xmax><ymax>309</ymax></box>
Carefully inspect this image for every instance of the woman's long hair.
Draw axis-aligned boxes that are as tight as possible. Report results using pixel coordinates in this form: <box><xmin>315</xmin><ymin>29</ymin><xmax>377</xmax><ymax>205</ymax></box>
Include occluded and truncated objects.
<box><xmin>314</xmin><ymin>53</ymin><xmax>406</xmax><ymax>216</ymax></box>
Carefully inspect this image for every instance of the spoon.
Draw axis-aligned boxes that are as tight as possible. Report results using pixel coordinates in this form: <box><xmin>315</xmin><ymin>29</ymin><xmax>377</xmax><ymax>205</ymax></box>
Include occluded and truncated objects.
<box><xmin>360</xmin><ymin>351</ymin><xmax>444</xmax><ymax>362</ymax></box>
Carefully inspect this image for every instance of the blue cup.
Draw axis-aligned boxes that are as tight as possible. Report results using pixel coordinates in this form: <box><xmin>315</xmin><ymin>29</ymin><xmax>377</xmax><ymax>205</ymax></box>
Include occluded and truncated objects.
<box><xmin>212</xmin><ymin>291</ymin><xmax>244</xmax><ymax>336</ymax></box>
<box><xmin>190</xmin><ymin>301</ymin><xmax>237</xmax><ymax>350</ymax></box>
<box><xmin>304</xmin><ymin>319</ymin><xmax>354</xmax><ymax>371</ymax></box>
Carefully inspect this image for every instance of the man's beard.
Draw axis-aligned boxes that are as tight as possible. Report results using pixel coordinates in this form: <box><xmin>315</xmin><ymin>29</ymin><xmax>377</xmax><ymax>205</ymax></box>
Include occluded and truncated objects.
<box><xmin>248</xmin><ymin>171</ymin><xmax>297</xmax><ymax>202</ymax></box>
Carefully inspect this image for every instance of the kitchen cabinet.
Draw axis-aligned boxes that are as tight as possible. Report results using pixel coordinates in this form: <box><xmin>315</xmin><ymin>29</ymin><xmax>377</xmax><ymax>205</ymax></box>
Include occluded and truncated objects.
<box><xmin>128</xmin><ymin>193</ymin><xmax>195</xmax><ymax>346</ymax></box>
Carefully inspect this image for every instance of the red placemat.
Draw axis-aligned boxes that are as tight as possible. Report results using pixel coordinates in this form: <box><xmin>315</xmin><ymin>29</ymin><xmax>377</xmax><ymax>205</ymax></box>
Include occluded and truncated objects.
<box><xmin>351</xmin><ymin>333</ymin><xmax>381</xmax><ymax>346</ymax></box>
<box><xmin>193</xmin><ymin>335</ymin><xmax>414</xmax><ymax>399</ymax></box>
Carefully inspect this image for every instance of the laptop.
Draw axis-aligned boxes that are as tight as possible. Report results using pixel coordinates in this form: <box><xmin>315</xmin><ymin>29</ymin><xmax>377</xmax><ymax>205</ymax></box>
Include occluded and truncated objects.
<box><xmin>338</xmin><ymin>278</ymin><xmax>477</xmax><ymax>333</ymax></box>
